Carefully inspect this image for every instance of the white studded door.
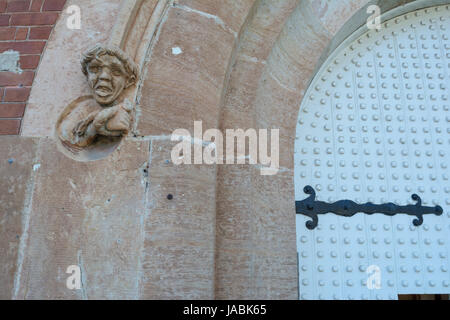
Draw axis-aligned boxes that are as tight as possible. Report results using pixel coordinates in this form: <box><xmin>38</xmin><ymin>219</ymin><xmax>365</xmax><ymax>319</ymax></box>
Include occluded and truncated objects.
<box><xmin>295</xmin><ymin>5</ymin><xmax>450</xmax><ymax>300</ymax></box>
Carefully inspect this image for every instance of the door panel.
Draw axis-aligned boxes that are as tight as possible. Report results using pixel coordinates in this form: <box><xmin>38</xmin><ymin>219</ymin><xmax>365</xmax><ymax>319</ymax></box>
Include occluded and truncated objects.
<box><xmin>295</xmin><ymin>5</ymin><xmax>450</xmax><ymax>300</ymax></box>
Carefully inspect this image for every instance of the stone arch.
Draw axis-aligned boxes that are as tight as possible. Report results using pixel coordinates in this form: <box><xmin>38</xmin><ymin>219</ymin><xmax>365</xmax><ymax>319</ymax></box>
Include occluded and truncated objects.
<box><xmin>215</xmin><ymin>0</ymin><xmax>449</xmax><ymax>299</ymax></box>
<box><xmin>17</xmin><ymin>0</ymin><xmax>260</xmax><ymax>299</ymax></box>
<box><xmin>215</xmin><ymin>0</ymin><xmax>372</xmax><ymax>299</ymax></box>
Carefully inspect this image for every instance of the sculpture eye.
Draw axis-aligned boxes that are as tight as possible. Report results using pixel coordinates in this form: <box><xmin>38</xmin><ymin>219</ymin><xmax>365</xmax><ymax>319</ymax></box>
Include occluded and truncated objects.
<box><xmin>89</xmin><ymin>65</ymin><xmax>99</xmax><ymax>73</ymax></box>
<box><xmin>112</xmin><ymin>68</ymin><xmax>123</xmax><ymax>76</ymax></box>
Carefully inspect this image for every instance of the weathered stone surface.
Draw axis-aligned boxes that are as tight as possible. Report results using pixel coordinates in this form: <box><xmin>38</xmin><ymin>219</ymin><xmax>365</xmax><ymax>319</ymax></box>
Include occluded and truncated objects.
<box><xmin>0</xmin><ymin>137</ymin><xmax>39</xmax><ymax>299</ymax></box>
<box><xmin>176</xmin><ymin>0</ymin><xmax>256</xmax><ymax>35</ymax></box>
<box><xmin>251</xmin><ymin>168</ymin><xmax>297</xmax><ymax>299</ymax></box>
<box><xmin>254</xmin><ymin>71</ymin><xmax>301</xmax><ymax>130</ymax></box>
<box><xmin>253</xmin><ymin>73</ymin><xmax>300</xmax><ymax>170</ymax></box>
<box><xmin>120</xmin><ymin>0</ymin><xmax>159</xmax><ymax>59</ymax></box>
<box><xmin>215</xmin><ymin>165</ymin><xmax>297</xmax><ymax>299</ymax></box>
<box><xmin>239</xmin><ymin>0</ymin><xmax>299</xmax><ymax>61</ymax></box>
<box><xmin>215</xmin><ymin>164</ymin><xmax>253</xmax><ymax>299</ymax></box>
<box><xmin>214</xmin><ymin>0</ymin><xmax>302</xmax><ymax>300</ymax></box>
<box><xmin>266</xmin><ymin>0</ymin><xmax>332</xmax><ymax>92</ymax></box>
<box><xmin>15</xmin><ymin>139</ymin><xmax>149</xmax><ymax>299</ymax></box>
<box><xmin>220</xmin><ymin>57</ymin><xmax>262</xmax><ymax>130</ymax></box>
<box><xmin>21</xmin><ymin>0</ymin><xmax>122</xmax><ymax>138</ymax></box>
<box><xmin>137</xmin><ymin>6</ymin><xmax>236</xmax><ymax>135</ymax></box>
<box><xmin>140</xmin><ymin>139</ymin><xmax>217</xmax><ymax>299</ymax></box>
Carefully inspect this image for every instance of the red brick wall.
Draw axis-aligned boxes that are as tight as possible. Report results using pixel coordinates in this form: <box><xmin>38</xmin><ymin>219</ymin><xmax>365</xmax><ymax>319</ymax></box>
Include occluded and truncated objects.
<box><xmin>0</xmin><ymin>0</ymin><xmax>66</xmax><ymax>135</ymax></box>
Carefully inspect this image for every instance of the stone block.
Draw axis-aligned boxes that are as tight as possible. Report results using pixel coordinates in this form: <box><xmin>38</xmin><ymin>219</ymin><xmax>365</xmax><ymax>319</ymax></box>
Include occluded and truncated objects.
<box><xmin>0</xmin><ymin>136</ymin><xmax>39</xmax><ymax>299</ymax></box>
<box><xmin>140</xmin><ymin>139</ymin><xmax>216</xmax><ymax>299</ymax></box>
<box><xmin>15</xmin><ymin>138</ymin><xmax>149</xmax><ymax>299</ymax></box>
<box><xmin>177</xmin><ymin>0</ymin><xmax>255</xmax><ymax>35</ymax></box>
<box><xmin>137</xmin><ymin>7</ymin><xmax>235</xmax><ymax>135</ymax></box>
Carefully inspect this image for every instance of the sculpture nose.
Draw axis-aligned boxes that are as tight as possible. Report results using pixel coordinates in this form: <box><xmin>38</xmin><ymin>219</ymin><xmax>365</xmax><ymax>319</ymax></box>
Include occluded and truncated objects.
<box><xmin>99</xmin><ymin>67</ymin><xmax>111</xmax><ymax>81</ymax></box>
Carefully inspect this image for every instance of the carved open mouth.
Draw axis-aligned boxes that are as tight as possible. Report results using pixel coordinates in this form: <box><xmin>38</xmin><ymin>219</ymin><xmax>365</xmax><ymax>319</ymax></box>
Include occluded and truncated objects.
<box><xmin>95</xmin><ymin>85</ymin><xmax>113</xmax><ymax>97</ymax></box>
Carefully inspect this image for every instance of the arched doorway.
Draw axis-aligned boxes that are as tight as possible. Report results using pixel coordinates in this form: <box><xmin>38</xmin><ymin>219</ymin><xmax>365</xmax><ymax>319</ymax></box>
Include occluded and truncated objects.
<box><xmin>295</xmin><ymin>5</ymin><xmax>449</xmax><ymax>300</ymax></box>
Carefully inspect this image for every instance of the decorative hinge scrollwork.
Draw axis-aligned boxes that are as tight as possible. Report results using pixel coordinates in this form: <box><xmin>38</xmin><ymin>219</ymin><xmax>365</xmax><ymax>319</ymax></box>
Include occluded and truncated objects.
<box><xmin>296</xmin><ymin>185</ymin><xmax>443</xmax><ymax>230</ymax></box>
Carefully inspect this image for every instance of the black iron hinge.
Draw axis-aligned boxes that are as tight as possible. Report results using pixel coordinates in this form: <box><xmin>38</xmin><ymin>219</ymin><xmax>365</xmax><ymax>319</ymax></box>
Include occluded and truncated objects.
<box><xmin>296</xmin><ymin>185</ymin><xmax>443</xmax><ymax>230</ymax></box>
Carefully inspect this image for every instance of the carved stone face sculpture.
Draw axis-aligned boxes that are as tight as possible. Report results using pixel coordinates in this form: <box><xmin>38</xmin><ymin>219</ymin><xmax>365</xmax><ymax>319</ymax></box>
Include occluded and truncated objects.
<box><xmin>86</xmin><ymin>54</ymin><xmax>128</xmax><ymax>105</ymax></box>
<box><xmin>81</xmin><ymin>46</ymin><xmax>138</xmax><ymax>106</ymax></box>
<box><xmin>56</xmin><ymin>45</ymin><xmax>139</xmax><ymax>160</ymax></box>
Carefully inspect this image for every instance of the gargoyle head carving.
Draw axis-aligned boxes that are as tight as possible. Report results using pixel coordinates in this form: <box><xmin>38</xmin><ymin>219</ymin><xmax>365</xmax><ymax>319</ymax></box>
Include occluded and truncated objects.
<box><xmin>81</xmin><ymin>45</ymin><xmax>139</xmax><ymax>106</ymax></box>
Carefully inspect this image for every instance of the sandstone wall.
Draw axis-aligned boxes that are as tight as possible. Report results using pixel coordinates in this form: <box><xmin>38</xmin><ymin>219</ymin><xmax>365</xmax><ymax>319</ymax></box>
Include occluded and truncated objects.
<box><xmin>1</xmin><ymin>0</ymin><xmax>435</xmax><ymax>299</ymax></box>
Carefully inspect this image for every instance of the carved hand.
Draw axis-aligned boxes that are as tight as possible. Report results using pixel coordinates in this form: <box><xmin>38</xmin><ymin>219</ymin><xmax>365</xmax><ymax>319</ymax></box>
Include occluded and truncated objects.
<box><xmin>73</xmin><ymin>112</ymin><xmax>97</xmax><ymax>137</ymax></box>
<box><xmin>107</xmin><ymin>106</ymin><xmax>131</xmax><ymax>132</ymax></box>
<box><xmin>93</xmin><ymin>104</ymin><xmax>132</xmax><ymax>137</ymax></box>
